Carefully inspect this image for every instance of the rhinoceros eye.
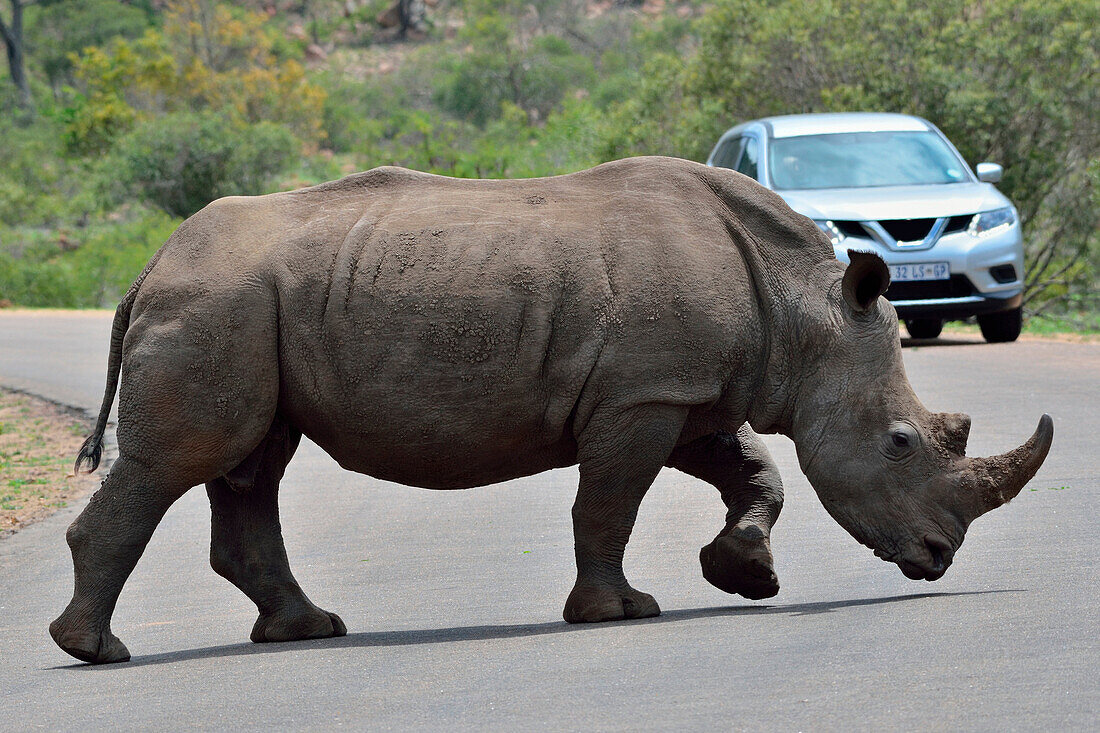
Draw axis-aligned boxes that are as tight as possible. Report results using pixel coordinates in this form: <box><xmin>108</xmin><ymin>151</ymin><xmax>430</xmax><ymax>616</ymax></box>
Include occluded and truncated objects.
<box><xmin>886</xmin><ymin>423</ymin><xmax>919</xmax><ymax>457</ymax></box>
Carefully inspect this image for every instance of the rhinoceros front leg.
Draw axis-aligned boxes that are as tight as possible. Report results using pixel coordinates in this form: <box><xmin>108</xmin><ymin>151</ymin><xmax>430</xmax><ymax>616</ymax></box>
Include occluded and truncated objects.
<box><xmin>207</xmin><ymin>417</ymin><xmax>346</xmax><ymax>643</ymax></box>
<box><xmin>563</xmin><ymin>403</ymin><xmax>688</xmax><ymax>624</ymax></box>
<box><xmin>667</xmin><ymin>424</ymin><xmax>783</xmax><ymax>600</ymax></box>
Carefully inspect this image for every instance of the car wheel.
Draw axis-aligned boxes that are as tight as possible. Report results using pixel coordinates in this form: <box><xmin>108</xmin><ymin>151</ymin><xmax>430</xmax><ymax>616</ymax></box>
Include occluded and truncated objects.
<box><xmin>905</xmin><ymin>318</ymin><xmax>944</xmax><ymax>339</ymax></box>
<box><xmin>978</xmin><ymin>307</ymin><xmax>1022</xmax><ymax>343</ymax></box>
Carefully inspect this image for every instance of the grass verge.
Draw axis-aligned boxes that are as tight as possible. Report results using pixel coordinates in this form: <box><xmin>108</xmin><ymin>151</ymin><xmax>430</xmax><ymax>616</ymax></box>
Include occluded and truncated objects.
<box><xmin>941</xmin><ymin>316</ymin><xmax>1100</xmax><ymax>343</ymax></box>
<box><xmin>0</xmin><ymin>389</ymin><xmax>100</xmax><ymax>539</ymax></box>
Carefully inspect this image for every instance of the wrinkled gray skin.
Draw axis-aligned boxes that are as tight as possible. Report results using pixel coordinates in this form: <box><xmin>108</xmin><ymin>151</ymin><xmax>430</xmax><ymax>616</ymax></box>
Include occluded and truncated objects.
<box><xmin>51</xmin><ymin>157</ymin><xmax>1053</xmax><ymax>664</ymax></box>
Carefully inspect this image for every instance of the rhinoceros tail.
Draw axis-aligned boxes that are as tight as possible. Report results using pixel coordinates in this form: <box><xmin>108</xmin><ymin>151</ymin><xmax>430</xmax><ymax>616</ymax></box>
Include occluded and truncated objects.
<box><xmin>75</xmin><ymin>250</ymin><xmax>162</xmax><ymax>474</ymax></box>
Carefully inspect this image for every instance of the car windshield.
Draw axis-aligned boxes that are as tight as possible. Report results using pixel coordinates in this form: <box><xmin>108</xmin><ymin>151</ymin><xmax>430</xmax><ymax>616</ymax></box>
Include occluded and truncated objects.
<box><xmin>767</xmin><ymin>131</ymin><xmax>970</xmax><ymax>190</ymax></box>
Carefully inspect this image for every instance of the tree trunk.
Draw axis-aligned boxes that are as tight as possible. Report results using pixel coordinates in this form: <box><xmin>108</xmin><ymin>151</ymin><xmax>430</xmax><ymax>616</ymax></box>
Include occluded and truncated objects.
<box><xmin>1</xmin><ymin>0</ymin><xmax>33</xmax><ymax>112</ymax></box>
<box><xmin>397</xmin><ymin>0</ymin><xmax>426</xmax><ymax>39</ymax></box>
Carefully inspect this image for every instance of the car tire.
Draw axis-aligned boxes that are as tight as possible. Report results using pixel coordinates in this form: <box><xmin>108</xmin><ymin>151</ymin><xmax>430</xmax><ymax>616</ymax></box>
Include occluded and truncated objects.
<box><xmin>978</xmin><ymin>307</ymin><xmax>1022</xmax><ymax>343</ymax></box>
<box><xmin>905</xmin><ymin>318</ymin><xmax>944</xmax><ymax>339</ymax></box>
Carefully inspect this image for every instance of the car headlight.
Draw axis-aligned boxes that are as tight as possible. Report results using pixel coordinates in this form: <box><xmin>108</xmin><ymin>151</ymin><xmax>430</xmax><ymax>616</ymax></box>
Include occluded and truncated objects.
<box><xmin>813</xmin><ymin>219</ymin><xmax>845</xmax><ymax>246</ymax></box>
<box><xmin>968</xmin><ymin>207</ymin><xmax>1016</xmax><ymax>237</ymax></box>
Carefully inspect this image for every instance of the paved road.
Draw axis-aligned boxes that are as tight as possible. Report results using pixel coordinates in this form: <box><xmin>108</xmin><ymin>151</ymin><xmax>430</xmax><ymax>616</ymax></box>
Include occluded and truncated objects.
<box><xmin>1</xmin><ymin>311</ymin><xmax>1097</xmax><ymax>730</ymax></box>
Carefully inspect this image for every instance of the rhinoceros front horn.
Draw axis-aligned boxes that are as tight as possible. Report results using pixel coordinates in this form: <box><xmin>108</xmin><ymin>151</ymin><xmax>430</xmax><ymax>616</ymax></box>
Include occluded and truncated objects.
<box><xmin>962</xmin><ymin>414</ymin><xmax>1054</xmax><ymax>520</ymax></box>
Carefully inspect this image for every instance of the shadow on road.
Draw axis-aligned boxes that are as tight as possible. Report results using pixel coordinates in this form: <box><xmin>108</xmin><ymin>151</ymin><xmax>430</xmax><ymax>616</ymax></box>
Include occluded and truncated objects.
<box><xmin>901</xmin><ymin>337</ymin><xmax>984</xmax><ymax>348</ymax></box>
<box><xmin>54</xmin><ymin>589</ymin><xmax>1022</xmax><ymax>670</ymax></box>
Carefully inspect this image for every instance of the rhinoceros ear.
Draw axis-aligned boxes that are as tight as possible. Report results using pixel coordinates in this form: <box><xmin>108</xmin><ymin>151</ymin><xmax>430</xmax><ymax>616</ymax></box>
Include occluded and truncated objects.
<box><xmin>842</xmin><ymin>249</ymin><xmax>891</xmax><ymax>312</ymax></box>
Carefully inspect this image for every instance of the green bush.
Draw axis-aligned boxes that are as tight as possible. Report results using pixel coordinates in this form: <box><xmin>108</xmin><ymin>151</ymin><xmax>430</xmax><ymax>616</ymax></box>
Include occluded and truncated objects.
<box><xmin>0</xmin><ymin>210</ymin><xmax>178</xmax><ymax>307</ymax></box>
<box><xmin>26</xmin><ymin>0</ymin><xmax>150</xmax><ymax>90</ymax></box>
<box><xmin>0</xmin><ymin>115</ymin><xmax>88</xmax><ymax>227</ymax></box>
<box><xmin>431</xmin><ymin>13</ymin><xmax>595</xmax><ymax>126</ymax></box>
<box><xmin>110</xmin><ymin>112</ymin><xmax>299</xmax><ymax>218</ymax></box>
<box><xmin>316</xmin><ymin>72</ymin><xmax>394</xmax><ymax>155</ymax></box>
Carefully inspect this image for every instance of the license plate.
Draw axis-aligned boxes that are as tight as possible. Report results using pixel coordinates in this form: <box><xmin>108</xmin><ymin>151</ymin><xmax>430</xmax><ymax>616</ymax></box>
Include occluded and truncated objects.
<box><xmin>889</xmin><ymin>262</ymin><xmax>950</xmax><ymax>282</ymax></box>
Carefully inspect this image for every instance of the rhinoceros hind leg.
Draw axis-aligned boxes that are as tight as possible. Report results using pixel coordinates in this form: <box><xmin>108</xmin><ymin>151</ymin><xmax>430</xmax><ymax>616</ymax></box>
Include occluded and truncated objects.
<box><xmin>49</xmin><ymin>623</ymin><xmax>130</xmax><ymax>665</ymax></box>
<box><xmin>207</xmin><ymin>417</ymin><xmax>346</xmax><ymax>644</ymax></box>
<box><xmin>562</xmin><ymin>403</ymin><xmax>687</xmax><ymax>624</ymax></box>
<box><xmin>668</xmin><ymin>424</ymin><xmax>783</xmax><ymax>600</ymax></box>
<box><xmin>50</xmin><ymin>457</ymin><xmax>191</xmax><ymax>664</ymax></box>
<box><xmin>251</xmin><ymin>609</ymin><xmax>347</xmax><ymax>643</ymax></box>
<box><xmin>564</xmin><ymin>584</ymin><xmax>660</xmax><ymax>623</ymax></box>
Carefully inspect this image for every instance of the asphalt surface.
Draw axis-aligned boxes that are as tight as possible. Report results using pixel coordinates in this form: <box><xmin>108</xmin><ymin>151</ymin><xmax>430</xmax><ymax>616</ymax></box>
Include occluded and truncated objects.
<box><xmin>1</xmin><ymin>310</ymin><xmax>1097</xmax><ymax>730</ymax></box>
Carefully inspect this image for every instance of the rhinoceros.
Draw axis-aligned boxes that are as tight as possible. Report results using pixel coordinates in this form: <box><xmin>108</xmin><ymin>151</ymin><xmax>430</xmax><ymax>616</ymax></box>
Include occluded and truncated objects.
<box><xmin>51</xmin><ymin>156</ymin><xmax>1052</xmax><ymax>664</ymax></box>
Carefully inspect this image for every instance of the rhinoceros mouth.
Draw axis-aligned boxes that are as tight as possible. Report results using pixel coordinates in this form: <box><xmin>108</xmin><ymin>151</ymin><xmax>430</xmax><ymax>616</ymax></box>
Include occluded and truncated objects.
<box><xmin>875</xmin><ymin>534</ymin><xmax>955</xmax><ymax>581</ymax></box>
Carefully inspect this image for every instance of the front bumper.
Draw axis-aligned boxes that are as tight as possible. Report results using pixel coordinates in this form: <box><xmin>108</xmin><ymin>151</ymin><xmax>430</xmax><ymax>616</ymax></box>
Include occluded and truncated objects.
<box><xmin>835</xmin><ymin>221</ymin><xmax>1025</xmax><ymax>321</ymax></box>
<box><xmin>891</xmin><ymin>292</ymin><xmax>1022</xmax><ymax>320</ymax></box>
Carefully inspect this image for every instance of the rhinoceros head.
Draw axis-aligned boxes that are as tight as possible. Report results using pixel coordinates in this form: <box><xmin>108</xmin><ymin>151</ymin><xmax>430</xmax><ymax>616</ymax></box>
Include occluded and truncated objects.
<box><xmin>790</xmin><ymin>250</ymin><xmax>1053</xmax><ymax>581</ymax></box>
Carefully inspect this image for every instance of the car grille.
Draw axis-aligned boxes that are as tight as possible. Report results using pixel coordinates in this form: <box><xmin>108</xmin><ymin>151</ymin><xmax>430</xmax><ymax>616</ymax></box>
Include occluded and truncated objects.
<box><xmin>881</xmin><ymin>218</ymin><xmax>937</xmax><ymax>241</ymax></box>
<box><xmin>944</xmin><ymin>214</ymin><xmax>972</xmax><ymax>233</ymax></box>
<box><xmin>885</xmin><ymin>275</ymin><xmax>976</xmax><ymax>301</ymax></box>
<box><xmin>836</xmin><ymin>221</ymin><xmax>868</xmax><ymax>238</ymax></box>
<box><xmin>836</xmin><ymin>215</ymin><xmax>973</xmax><ymax>242</ymax></box>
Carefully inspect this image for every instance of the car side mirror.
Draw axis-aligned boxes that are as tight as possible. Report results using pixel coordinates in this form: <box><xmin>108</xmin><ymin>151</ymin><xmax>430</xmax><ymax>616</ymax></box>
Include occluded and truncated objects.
<box><xmin>976</xmin><ymin>162</ymin><xmax>1003</xmax><ymax>183</ymax></box>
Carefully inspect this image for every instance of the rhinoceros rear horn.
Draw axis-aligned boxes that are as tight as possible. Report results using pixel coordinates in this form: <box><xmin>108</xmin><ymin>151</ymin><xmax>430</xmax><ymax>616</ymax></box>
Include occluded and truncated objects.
<box><xmin>842</xmin><ymin>250</ymin><xmax>891</xmax><ymax>312</ymax></box>
<box><xmin>964</xmin><ymin>414</ymin><xmax>1054</xmax><ymax>517</ymax></box>
<box><xmin>934</xmin><ymin>412</ymin><xmax>971</xmax><ymax>455</ymax></box>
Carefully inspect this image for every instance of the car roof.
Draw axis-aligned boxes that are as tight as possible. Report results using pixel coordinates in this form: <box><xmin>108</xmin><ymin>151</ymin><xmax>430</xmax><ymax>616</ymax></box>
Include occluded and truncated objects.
<box><xmin>720</xmin><ymin>113</ymin><xmax>934</xmax><ymax>140</ymax></box>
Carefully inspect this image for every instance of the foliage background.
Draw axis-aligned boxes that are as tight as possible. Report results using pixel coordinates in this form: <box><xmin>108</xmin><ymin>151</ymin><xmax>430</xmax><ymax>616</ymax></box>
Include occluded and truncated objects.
<box><xmin>1</xmin><ymin>0</ymin><xmax>1096</xmax><ymax>327</ymax></box>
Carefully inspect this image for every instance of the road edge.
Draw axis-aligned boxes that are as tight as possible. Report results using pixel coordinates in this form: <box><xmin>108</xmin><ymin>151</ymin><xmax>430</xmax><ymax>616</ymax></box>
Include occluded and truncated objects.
<box><xmin>0</xmin><ymin>385</ymin><xmax>116</xmax><ymax>539</ymax></box>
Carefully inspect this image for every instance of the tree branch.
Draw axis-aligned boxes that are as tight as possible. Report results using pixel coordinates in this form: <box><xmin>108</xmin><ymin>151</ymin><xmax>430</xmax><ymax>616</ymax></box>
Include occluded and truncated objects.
<box><xmin>1024</xmin><ymin>247</ymin><xmax>1088</xmax><ymax>304</ymax></box>
<box><xmin>1029</xmin><ymin>289</ymin><xmax>1099</xmax><ymax>317</ymax></box>
<box><xmin>1023</xmin><ymin>203</ymin><xmax>1088</xmax><ymax>293</ymax></box>
<box><xmin>1025</xmin><ymin>236</ymin><xmax>1066</xmax><ymax>293</ymax></box>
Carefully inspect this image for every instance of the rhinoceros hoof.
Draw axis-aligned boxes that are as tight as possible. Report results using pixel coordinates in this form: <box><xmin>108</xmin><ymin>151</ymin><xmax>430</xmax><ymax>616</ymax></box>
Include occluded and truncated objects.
<box><xmin>50</xmin><ymin>615</ymin><xmax>131</xmax><ymax>665</ymax></box>
<box><xmin>250</xmin><ymin>608</ymin><xmax>347</xmax><ymax>643</ymax></box>
<box><xmin>700</xmin><ymin>531</ymin><xmax>779</xmax><ymax>600</ymax></box>
<box><xmin>563</xmin><ymin>583</ymin><xmax>661</xmax><ymax>623</ymax></box>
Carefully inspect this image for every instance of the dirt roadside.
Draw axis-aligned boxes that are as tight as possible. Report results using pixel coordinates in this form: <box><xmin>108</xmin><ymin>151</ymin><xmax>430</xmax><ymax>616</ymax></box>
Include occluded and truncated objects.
<box><xmin>0</xmin><ymin>388</ymin><xmax>100</xmax><ymax>539</ymax></box>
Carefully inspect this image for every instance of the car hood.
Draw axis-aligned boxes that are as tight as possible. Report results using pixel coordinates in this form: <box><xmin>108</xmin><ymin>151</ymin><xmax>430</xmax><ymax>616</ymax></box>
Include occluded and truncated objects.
<box><xmin>778</xmin><ymin>182</ymin><xmax>1011</xmax><ymax>221</ymax></box>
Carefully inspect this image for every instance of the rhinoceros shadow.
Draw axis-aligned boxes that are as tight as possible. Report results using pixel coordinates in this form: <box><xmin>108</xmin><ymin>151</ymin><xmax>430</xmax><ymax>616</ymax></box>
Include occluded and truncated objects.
<box><xmin>56</xmin><ymin>589</ymin><xmax>1022</xmax><ymax>671</ymax></box>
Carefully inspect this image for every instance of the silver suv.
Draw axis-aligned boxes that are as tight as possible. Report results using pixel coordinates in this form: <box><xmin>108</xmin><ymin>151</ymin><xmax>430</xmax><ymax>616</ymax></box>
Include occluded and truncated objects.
<box><xmin>706</xmin><ymin>113</ymin><xmax>1024</xmax><ymax>342</ymax></box>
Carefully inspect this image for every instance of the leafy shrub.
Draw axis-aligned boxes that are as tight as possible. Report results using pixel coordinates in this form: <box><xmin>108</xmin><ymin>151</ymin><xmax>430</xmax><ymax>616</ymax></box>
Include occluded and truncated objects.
<box><xmin>0</xmin><ymin>115</ymin><xmax>88</xmax><ymax>227</ymax></box>
<box><xmin>27</xmin><ymin>0</ymin><xmax>150</xmax><ymax>90</ymax></box>
<box><xmin>0</xmin><ymin>210</ymin><xmax>178</xmax><ymax>307</ymax></box>
<box><xmin>432</xmin><ymin>14</ymin><xmax>595</xmax><ymax>126</ymax></box>
<box><xmin>61</xmin><ymin>30</ymin><xmax>177</xmax><ymax>155</ymax></box>
<box><xmin>110</xmin><ymin>112</ymin><xmax>298</xmax><ymax>218</ymax></box>
<box><xmin>316</xmin><ymin>72</ymin><xmax>393</xmax><ymax>155</ymax></box>
<box><xmin>63</xmin><ymin>2</ymin><xmax>327</xmax><ymax>155</ymax></box>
